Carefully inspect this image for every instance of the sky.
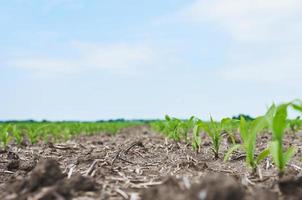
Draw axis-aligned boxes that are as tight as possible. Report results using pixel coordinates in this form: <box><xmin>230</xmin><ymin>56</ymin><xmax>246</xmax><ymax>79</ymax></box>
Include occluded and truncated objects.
<box><xmin>1</xmin><ymin>0</ymin><xmax>302</xmax><ymax>121</ymax></box>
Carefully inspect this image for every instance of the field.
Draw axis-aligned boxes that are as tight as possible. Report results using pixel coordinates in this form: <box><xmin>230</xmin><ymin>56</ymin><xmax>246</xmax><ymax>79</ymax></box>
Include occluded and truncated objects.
<box><xmin>1</xmin><ymin>101</ymin><xmax>302</xmax><ymax>200</ymax></box>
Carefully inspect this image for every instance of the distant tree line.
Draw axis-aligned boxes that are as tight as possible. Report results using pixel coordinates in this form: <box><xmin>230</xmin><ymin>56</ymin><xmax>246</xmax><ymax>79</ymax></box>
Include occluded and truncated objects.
<box><xmin>232</xmin><ymin>114</ymin><xmax>254</xmax><ymax>121</ymax></box>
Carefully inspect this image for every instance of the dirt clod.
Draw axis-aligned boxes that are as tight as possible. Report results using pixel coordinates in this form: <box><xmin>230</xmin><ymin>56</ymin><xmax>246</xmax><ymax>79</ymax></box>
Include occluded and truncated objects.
<box><xmin>27</xmin><ymin>159</ymin><xmax>65</xmax><ymax>192</ymax></box>
<box><xmin>5</xmin><ymin>159</ymin><xmax>97</xmax><ymax>200</ymax></box>
<box><xmin>64</xmin><ymin>174</ymin><xmax>96</xmax><ymax>192</ymax></box>
<box><xmin>278</xmin><ymin>175</ymin><xmax>302</xmax><ymax>199</ymax></box>
<box><xmin>251</xmin><ymin>188</ymin><xmax>278</xmax><ymax>200</ymax></box>
<box><xmin>141</xmin><ymin>177</ymin><xmax>186</xmax><ymax>200</ymax></box>
<box><xmin>7</xmin><ymin>159</ymin><xmax>20</xmax><ymax>171</ymax></box>
<box><xmin>188</xmin><ymin>173</ymin><xmax>244</xmax><ymax>200</ymax></box>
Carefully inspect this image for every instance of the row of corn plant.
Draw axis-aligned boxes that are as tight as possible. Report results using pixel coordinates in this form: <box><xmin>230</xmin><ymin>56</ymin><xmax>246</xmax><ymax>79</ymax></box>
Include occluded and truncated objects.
<box><xmin>0</xmin><ymin>121</ymin><xmax>143</xmax><ymax>150</ymax></box>
<box><xmin>152</xmin><ymin>116</ymin><xmax>237</xmax><ymax>158</ymax></box>
<box><xmin>153</xmin><ymin>99</ymin><xmax>302</xmax><ymax>176</ymax></box>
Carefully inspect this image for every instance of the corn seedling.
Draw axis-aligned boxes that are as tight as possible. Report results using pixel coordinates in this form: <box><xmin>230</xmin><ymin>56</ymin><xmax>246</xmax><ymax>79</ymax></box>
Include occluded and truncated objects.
<box><xmin>288</xmin><ymin>116</ymin><xmax>302</xmax><ymax>134</ymax></box>
<box><xmin>162</xmin><ymin>115</ymin><xmax>194</xmax><ymax>142</ymax></box>
<box><xmin>192</xmin><ymin>119</ymin><xmax>202</xmax><ymax>152</ymax></box>
<box><xmin>62</xmin><ymin>128</ymin><xmax>71</xmax><ymax>141</ymax></box>
<box><xmin>26</xmin><ymin>125</ymin><xmax>50</xmax><ymax>145</ymax></box>
<box><xmin>0</xmin><ymin>125</ymin><xmax>11</xmax><ymax>151</ymax></box>
<box><xmin>177</xmin><ymin>116</ymin><xmax>195</xmax><ymax>142</ymax></box>
<box><xmin>12</xmin><ymin>125</ymin><xmax>23</xmax><ymax>145</ymax></box>
<box><xmin>288</xmin><ymin>99</ymin><xmax>302</xmax><ymax>134</ymax></box>
<box><xmin>224</xmin><ymin>116</ymin><xmax>269</xmax><ymax>173</ymax></box>
<box><xmin>223</xmin><ymin>119</ymin><xmax>240</xmax><ymax>144</ymax></box>
<box><xmin>266</xmin><ymin>103</ymin><xmax>297</xmax><ymax>176</ymax></box>
<box><xmin>26</xmin><ymin>128</ymin><xmax>39</xmax><ymax>145</ymax></box>
<box><xmin>200</xmin><ymin>117</ymin><xmax>231</xmax><ymax>158</ymax></box>
<box><xmin>161</xmin><ymin>115</ymin><xmax>181</xmax><ymax>141</ymax></box>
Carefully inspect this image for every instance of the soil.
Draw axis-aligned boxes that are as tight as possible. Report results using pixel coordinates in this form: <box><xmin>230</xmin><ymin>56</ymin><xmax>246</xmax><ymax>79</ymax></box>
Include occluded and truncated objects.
<box><xmin>0</xmin><ymin>125</ymin><xmax>302</xmax><ymax>200</ymax></box>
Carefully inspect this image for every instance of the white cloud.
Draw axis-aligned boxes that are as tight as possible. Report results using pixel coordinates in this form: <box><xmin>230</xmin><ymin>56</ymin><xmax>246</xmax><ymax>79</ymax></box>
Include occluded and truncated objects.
<box><xmin>183</xmin><ymin>0</ymin><xmax>302</xmax><ymax>42</ymax></box>
<box><xmin>7</xmin><ymin>42</ymin><xmax>160</xmax><ymax>75</ymax></box>
<box><xmin>180</xmin><ymin>0</ymin><xmax>302</xmax><ymax>84</ymax></box>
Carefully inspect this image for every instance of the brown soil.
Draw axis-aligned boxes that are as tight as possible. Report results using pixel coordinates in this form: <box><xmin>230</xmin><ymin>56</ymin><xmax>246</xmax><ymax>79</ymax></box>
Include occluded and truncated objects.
<box><xmin>0</xmin><ymin>125</ymin><xmax>302</xmax><ymax>200</ymax></box>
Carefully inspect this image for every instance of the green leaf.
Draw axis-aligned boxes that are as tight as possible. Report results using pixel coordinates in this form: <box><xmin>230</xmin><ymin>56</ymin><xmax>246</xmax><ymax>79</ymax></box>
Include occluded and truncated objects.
<box><xmin>192</xmin><ymin>122</ymin><xmax>202</xmax><ymax>150</ymax></box>
<box><xmin>256</xmin><ymin>148</ymin><xmax>270</xmax><ymax>164</ymax></box>
<box><xmin>250</xmin><ymin>116</ymin><xmax>267</xmax><ymax>136</ymax></box>
<box><xmin>291</xmin><ymin>99</ymin><xmax>302</xmax><ymax>112</ymax></box>
<box><xmin>188</xmin><ymin>116</ymin><xmax>195</xmax><ymax>123</ymax></box>
<box><xmin>224</xmin><ymin>144</ymin><xmax>241</xmax><ymax>162</ymax></box>
<box><xmin>200</xmin><ymin>121</ymin><xmax>212</xmax><ymax>137</ymax></box>
<box><xmin>283</xmin><ymin>147</ymin><xmax>296</xmax><ymax>165</ymax></box>
<box><xmin>291</xmin><ymin>103</ymin><xmax>302</xmax><ymax>112</ymax></box>
<box><xmin>270</xmin><ymin>141</ymin><xmax>283</xmax><ymax>171</ymax></box>
<box><xmin>265</xmin><ymin>104</ymin><xmax>276</xmax><ymax>117</ymax></box>
<box><xmin>272</xmin><ymin>104</ymin><xmax>288</xmax><ymax>141</ymax></box>
<box><xmin>221</xmin><ymin>118</ymin><xmax>231</xmax><ymax>127</ymax></box>
<box><xmin>239</xmin><ymin>116</ymin><xmax>248</xmax><ymax>142</ymax></box>
<box><xmin>208</xmin><ymin>117</ymin><xmax>216</xmax><ymax>138</ymax></box>
<box><xmin>265</xmin><ymin>104</ymin><xmax>276</xmax><ymax>128</ymax></box>
<box><xmin>12</xmin><ymin>125</ymin><xmax>22</xmax><ymax>145</ymax></box>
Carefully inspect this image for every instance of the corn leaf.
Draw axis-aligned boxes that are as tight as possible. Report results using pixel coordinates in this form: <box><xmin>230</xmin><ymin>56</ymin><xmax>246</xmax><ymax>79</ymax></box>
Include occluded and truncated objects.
<box><xmin>239</xmin><ymin>116</ymin><xmax>248</xmax><ymax>143</ymax></box>
<box><xmin>270</xmin><ymin>141</ymin><xmax>283</xmax><ymax>171</ymax></box>
<box><xmin>192</xmin><ymin>122</ymin><xmax>202</xmax><ymax>150</ymax></box>
<box><xmin>221</xmin><ymin>118</ymin><xmax>231</xmax><ymax>127</ymax></box>
<box><xmin>272</xmin><ymin>104</ymin><xmax>288</xmax><ymax>141</ymax></box>
<box><xmin>256</xmin><ymin>148</ymin><xmax>270</xmax><ymax>164</ymax></box>
<box><xmin>250</xmin><ymin>116</ymin><xmax>267</xmax><ymax>136</ymax></box>
<box><xmin>291</xmin><ymin>103</ymin><xmax>302</xmax><ymax>112</ymax></box>
<box><xmin>165</xmin><ymin>115</ymin><xmax>171</xmax><ymax>121</ymax></box>
<box><xmin>283</xmin><ymin>147</ymin><xmax>296</xmax><ymax>165</ymax></box>
<box><xmin>224</xmin><ymin>144</ymin><xmax>241</xmax><ymax>162</ymax></box>
<box><xmin>265</xmin><ymin>104</ymin><xmax>276</xmax><ymax>128</ymax></box>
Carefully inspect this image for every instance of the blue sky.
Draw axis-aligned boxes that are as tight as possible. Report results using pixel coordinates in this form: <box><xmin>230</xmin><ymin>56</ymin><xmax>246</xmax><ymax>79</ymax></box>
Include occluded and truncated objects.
<box><xmin>1</xmin><ymin>0</ymin><xmax>301</xmax><ymax>120</ymax></box>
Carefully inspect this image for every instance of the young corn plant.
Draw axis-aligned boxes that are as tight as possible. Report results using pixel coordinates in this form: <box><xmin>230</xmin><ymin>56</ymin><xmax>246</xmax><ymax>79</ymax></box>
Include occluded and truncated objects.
<box><xmin>192</xmin><ymin>119</ymin><xmax>202</xmax><ymax>152</ymax></box>
<box><xmin>290</xmin><ymin>99</ymin><xmax>302</xmax><ymax>133</ymax></box>
<box><xmin>26</xmin><ymin>125</ymin><xmax>49</xmax><ymax>145</ymax></box>
<box><xmin>266</xmin><ymin>103</ymin><xmax>297</xmax><ymax>176</ymax></box>
<box><xmin>27</xmin><ymin>128</ymin><xmax>39</xmax><ymax>145</ymax></box>
<box><xmin>223</xmin><ymin>119</ymin><xmax>240</xmax><ymax>145</ymax></box>
<box><xmin>200</xmin><ymin>117</ymin><xmax>231</xmax><ymax>159</ymax></box>
<box><xmin>0</xmin><ymin>125</ymin><xmax>11</xmax><ymax>151</ymax></box>
<box><xmin>162</xmin><ymin>115</ymin><xmax>192</xmax><ymax>142</ymax></box>
<box><xmin>62</xmin><ymin>128</ymin><xmax>71</xmax><ymax>141</ymax></box>
<box><xmin>288</xmin><ymin>116</ymin><xmax>301</xmax><ymax>134</ymax></box>
<box><xmin>224</xmin><ymin>116</ymin><xmax>269</xmax><ymax>173</ymax></box>
<box><xmin>162</xmin><ymin>115</ymin><xmax>181</xmax><ymax>141</ymax></box>
<box><xmin>177</xmin><ymin>116</ymin><xmax>195</xmax><ymax>142</ymax></box>
<box><xmin>12</xmin><ymin>125</ymin><xmax>23</xmax><ymax>145</ymax></box>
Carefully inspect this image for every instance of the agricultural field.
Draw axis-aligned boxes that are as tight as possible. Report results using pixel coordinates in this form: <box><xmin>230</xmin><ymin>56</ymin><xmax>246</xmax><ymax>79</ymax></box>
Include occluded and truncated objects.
<box><xmin>0</xmin><ymin>100</ymin><xmax>302</xmax><ymax>200</ymax></box>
